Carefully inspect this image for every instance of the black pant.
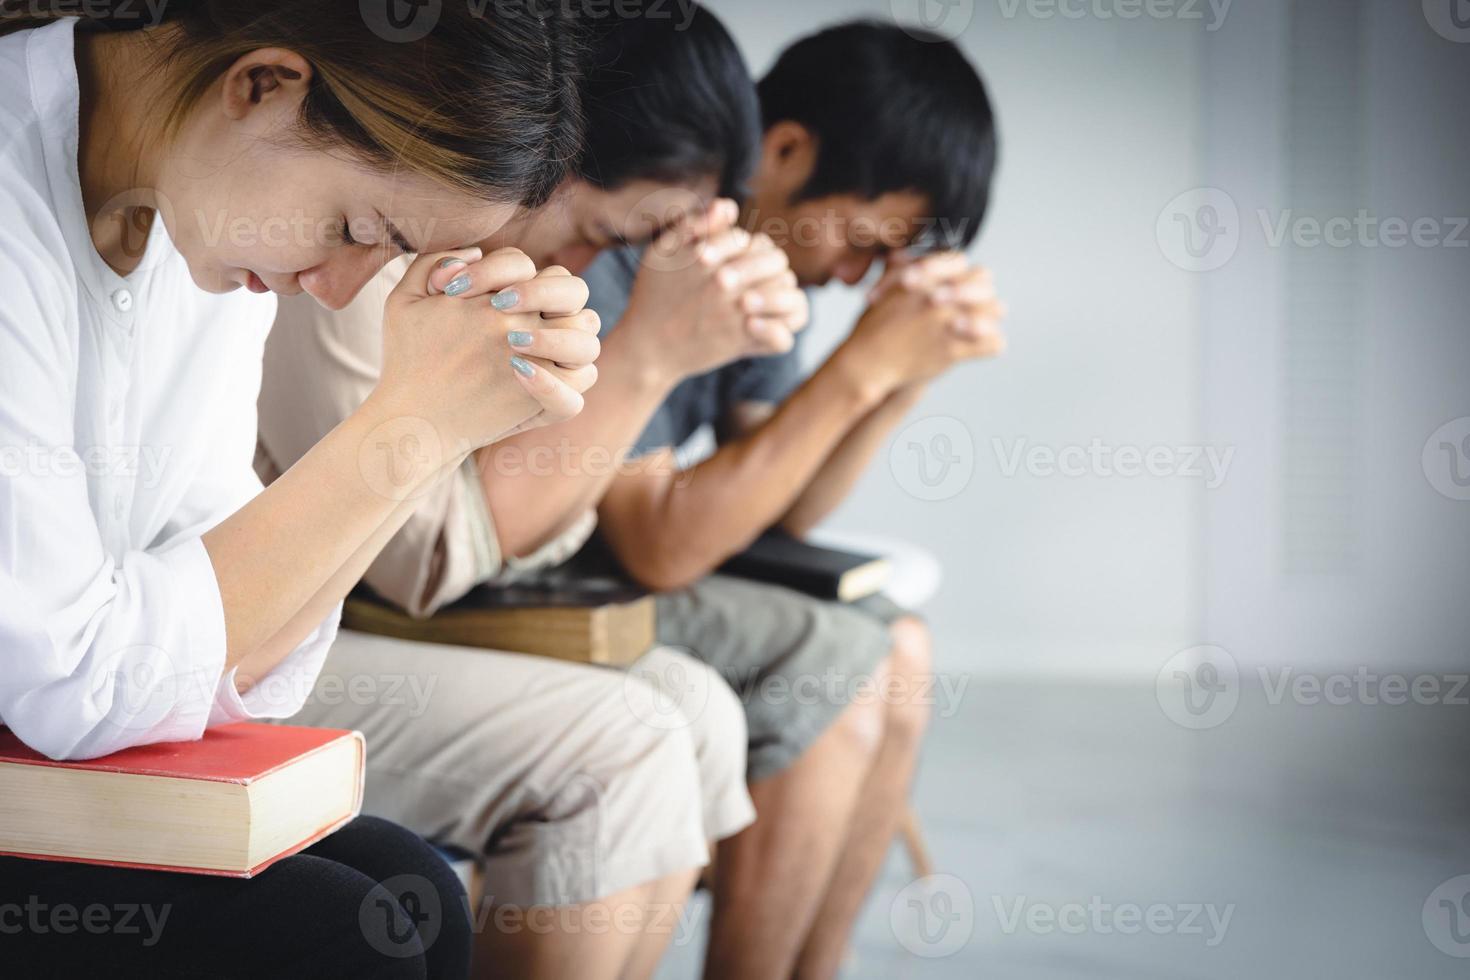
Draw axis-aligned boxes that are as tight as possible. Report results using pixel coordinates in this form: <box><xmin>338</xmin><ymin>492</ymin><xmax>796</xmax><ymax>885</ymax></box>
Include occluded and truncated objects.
<box><xmin>0</xmin><ymin>816</ymin><xmax>472</xmax><ymax>979</ymax></box>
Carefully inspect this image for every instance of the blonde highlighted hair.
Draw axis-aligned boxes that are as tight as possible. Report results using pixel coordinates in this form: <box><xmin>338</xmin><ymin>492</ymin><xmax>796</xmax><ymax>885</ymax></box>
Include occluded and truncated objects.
<box><xmin>3</xmin><ymin>0</ymin><xmax>586</xmax><ymax>207</ymax></box>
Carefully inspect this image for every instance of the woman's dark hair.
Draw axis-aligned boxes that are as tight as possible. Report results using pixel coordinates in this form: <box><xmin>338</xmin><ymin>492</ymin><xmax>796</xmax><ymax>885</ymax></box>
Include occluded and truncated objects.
<box><xmin>757</xmin><ymin>20</ymin><xmax>998</xmax><ymax>248</ymax></box>
<box><xmin>2</xmin><ymin>0</ymin><xmax>587</xmax><ymax>209</ymax></box>
<box><xmin>576</xmin><ymin>4</ymin><xmax>759</xmax><ymax>199</ymax></box>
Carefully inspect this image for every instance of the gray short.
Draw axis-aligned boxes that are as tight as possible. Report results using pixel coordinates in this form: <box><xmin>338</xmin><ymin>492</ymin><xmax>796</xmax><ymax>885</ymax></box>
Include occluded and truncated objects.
<box><xmin>654</xmin><ymin>574</ymin><xmax>907</xmax><ymax>783</ymax></box>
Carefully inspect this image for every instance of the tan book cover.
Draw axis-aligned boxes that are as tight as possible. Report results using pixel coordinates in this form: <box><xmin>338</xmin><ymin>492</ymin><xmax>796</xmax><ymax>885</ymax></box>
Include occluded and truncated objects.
<box><xmin>342</xmin><ymin>582</ymin><xmax>655</xmax><ymax>666</ymax></box>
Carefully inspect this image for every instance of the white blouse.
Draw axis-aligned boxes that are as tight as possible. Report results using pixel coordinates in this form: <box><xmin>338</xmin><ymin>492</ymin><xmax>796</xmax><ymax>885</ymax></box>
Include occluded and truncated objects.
<box><xmin>0</xmin><ymin>19</ymin><xmax>338</xmax><ymax>760</ymax></box>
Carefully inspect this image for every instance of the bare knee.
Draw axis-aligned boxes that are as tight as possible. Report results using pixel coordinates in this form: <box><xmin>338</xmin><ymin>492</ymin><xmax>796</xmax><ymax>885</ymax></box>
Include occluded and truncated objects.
<box><xmin>883</xmin><ymin>615</ymin><xmax>934</xmax><ymax>746</ymax></box>
<box><xmin>829</xmin><ymin>687</ymin><xmax>887</xmax><ymax>762</ymax></box>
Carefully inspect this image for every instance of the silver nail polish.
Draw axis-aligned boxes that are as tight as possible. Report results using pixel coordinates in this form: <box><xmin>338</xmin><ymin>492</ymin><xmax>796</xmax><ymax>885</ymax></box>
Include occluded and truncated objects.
<box><xmin>508</xmin><ymin>330</ymin><xmax>534</xmax><ymax>348</ymax></box>
<box><xmin>510</xmin><ymin>356</ymin><xmax>535</xmax><ymax>378</ymax></box>
<box><xmin>444</xmin><ymin>274</ymin><xmax>471</xmax><ymax>297</ymax></box>
<box><xmin>491</xmin><ymin>290</ymin><xmax>519</xmax><ymax>311</ymax></box>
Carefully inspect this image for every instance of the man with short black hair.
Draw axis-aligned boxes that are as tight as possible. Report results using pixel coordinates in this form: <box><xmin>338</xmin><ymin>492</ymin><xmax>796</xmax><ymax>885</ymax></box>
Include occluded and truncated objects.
<box><xmin>582</xmin><ymin>21</ymin><xmax>1007</xmax><ymax>977</ymax></box>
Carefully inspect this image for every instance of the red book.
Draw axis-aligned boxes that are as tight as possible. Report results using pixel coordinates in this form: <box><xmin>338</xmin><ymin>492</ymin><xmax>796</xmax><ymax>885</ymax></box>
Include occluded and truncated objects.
<box><xmin>0</xmin><ymin>723</ymin><xmax>365</xmax><ymax>878</ymax></box>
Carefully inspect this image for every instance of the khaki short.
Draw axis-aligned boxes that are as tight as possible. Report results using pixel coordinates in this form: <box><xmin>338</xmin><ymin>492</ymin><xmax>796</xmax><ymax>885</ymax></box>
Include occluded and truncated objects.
<box><xmin>654</xmin><ymin>575</ymin><xmax>907</xmax><ymax>783</ymax></box>
<box><xmin>279</xmin><ymin>632</ymin><xmax>754</xmax><ymax>906</ymax></box>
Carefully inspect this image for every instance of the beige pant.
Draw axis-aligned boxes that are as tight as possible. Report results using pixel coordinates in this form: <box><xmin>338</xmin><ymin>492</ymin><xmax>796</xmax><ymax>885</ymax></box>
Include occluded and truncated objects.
<box><xmin>282</xmin><ymin>631</ymin><xmax>755</xmax><ymax>906</ymax></box>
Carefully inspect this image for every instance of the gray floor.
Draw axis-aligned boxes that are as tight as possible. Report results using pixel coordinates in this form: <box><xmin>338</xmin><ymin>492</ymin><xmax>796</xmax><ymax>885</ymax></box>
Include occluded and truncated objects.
<box><xmin>657</xmin><ymin>675</ymin><xmax>1470</xmax><ymax>978</ymax></box>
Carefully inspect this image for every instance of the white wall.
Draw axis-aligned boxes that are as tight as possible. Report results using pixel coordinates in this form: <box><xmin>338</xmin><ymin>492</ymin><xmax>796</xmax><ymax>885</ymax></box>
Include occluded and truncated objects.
<box><xmin>706</xmin><ymin>0</ymin><xmax>1469</xmax><ymax>679</ymax></box>
<box><xmin>1199</xmin><ymin>0</ymin><xmax>1470</xmax><ymax>674</ymax></box>
<box><xmin>706</xmin><ymin>0</ymin><xmax>1208</xmax><ymax>677</ymax></box>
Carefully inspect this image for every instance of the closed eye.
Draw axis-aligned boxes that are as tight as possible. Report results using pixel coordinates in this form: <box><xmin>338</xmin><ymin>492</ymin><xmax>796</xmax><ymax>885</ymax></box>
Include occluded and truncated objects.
<box><xmin>339</xmin><ymin>216</ymin><xmax>412</xmax><ymax>254</ymax></box>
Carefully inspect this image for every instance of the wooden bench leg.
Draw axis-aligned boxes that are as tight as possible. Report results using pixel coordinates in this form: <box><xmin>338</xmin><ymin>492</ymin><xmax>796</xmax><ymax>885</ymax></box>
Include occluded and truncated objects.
<box><xmin>898</xmin><ymin>806</ymin><xmax>934</xmax><ymax>879</ymax></box>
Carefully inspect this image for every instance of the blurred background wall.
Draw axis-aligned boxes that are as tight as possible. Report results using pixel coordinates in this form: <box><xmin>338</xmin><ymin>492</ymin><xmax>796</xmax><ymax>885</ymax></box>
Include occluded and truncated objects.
<box><xmin>704</xmin><ymin>0</ymin><xmax>1470</xmax><ymax>681</ymax></box>
<box><xmin>654</xmin><ymin>3</ymin><xmax>1469</xmax><ymax>975</ymax></box>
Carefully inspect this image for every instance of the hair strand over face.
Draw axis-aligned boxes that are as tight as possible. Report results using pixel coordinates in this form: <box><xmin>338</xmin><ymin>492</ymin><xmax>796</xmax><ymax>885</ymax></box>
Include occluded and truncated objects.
<box><xmin>5</xmin><ymin>0</ymin><xmax>588</xmax><ymax>209</ymax></box>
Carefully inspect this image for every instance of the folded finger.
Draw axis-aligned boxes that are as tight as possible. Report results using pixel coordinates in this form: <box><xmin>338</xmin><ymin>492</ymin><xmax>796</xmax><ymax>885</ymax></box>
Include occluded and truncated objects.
<box><xmin>507</xmin><ymin>325</ymin><xmax>601</xmax><ymax>366</ymax></box>
<box><xmin>866</xmin><ymin>252</ymin><xmax>921</xmax><ymax>304</ymax></box>
<box><xmin>900</xmin><ymin>250</ymin><xmax>970</xmax><ymax>290</ymax></box>
<box><xmin>744</xmin><ymin>317</ymin><xmax>796</xmax><ymax>355</ymax></box>
<box><xmin>718</xmin><ymin>248</ymin><xmax>790</xmax><ymax>290</ymax></box>
<box><xmin>660</xmin><ymin>198</ymin><xmax>739</xmax><ymax>252</ymax></box>
<box><xmin>430</xmin><ymin>247</ymin><xmax>537</xmax><ymax>298</ymax></box>
<box><xmin>541</xmin><ymin>307</ymin><xmax>601</xmax><ymax>335</ymax></box>
<box><xmin>742</xmin><ymin>282</ymin><xmax>807</xmax><ymax>318</ymax></box>
<box><xmin>510</xmin><ymin>357</ymin><xmax>587</xmax><ymax>421</ymax></box>
<box><xmin>400</xmin><ymin>247</ymin><xmax>484</xmax><ymax>299</ymax></box>
<box><xmin>695</xmin><ymin>227</ymin><xmax>753</xmax><ymax>269</ymax></box>
<box><xmin>931</xmin><ymin>277</ymin><xmax>998</xmax><ymax>308</ymax></box>
<box><xmin>544</xmin><ymin>362</ymin><xmax>599</xmax><ymax>394</ymax></box>
<box><xmin>491</xmin><ymin>273</ymin><xmax>589</xmax><ymax>318</ymax></box>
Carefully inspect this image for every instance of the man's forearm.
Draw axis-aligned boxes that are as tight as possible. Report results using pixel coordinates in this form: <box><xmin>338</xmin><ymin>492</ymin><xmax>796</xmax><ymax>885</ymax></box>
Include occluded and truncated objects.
<box><xmin>780</xmin><ymin>382</ymin><xmax>929</xmax><ymax>538</ymax></box>
<box><xmin>599</xmin><ymin>349</ymin><xmax>891</xmax><ymax>589</ymax></box>
<box><xmin>476</xmin><ymin>323</ymin><xmax>678</xmax><ymax>557</ymax></box>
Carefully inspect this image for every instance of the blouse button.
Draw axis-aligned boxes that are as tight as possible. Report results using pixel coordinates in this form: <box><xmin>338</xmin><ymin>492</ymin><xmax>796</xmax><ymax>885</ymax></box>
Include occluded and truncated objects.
<box><xmin>111</xmin><ymin>288</ymin><xmax>133</xmax><ymax>313</ymax></box>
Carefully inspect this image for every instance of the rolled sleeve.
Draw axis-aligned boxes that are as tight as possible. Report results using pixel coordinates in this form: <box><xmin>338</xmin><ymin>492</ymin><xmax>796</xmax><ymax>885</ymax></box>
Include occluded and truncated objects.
<box><xmin>1</xmin><ymin>536</ymin><xmax>230</xmax><ymax>762</ymax></box>
<box><xmin>211</xmin><ymin>601</ymin><xmax>342</xmax><ymax>725</ymax></box>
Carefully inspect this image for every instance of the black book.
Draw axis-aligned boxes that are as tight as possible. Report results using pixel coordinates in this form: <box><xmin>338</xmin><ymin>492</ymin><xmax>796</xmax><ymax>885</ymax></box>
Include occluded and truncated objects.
<box><xmin>719</xmin><ymin>532</ymin><xmax>891</xmax><ymax>603</ymax></box>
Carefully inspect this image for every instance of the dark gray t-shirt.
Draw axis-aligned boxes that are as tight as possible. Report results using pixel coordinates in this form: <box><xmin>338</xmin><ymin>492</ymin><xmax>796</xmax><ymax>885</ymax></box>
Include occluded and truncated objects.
<box><xmin>583</xmin><ymin>246</ymin><xmax>805</xmax><ymax>457</ymax></box>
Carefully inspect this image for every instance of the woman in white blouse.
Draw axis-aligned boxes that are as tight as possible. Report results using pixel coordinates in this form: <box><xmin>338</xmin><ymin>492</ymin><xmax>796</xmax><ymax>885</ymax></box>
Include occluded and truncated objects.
<box><xmin>0</xmin><ymin>5</ymin><xmax>598</xmax><ymax>977</ymax></box>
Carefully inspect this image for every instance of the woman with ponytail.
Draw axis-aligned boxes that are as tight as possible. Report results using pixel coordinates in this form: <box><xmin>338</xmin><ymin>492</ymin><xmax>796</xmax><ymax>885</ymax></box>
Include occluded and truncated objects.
<box><xmin>0</xmin><ymin>3</ymin><xmax>595</xmax><ymax>975</ymax></box>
